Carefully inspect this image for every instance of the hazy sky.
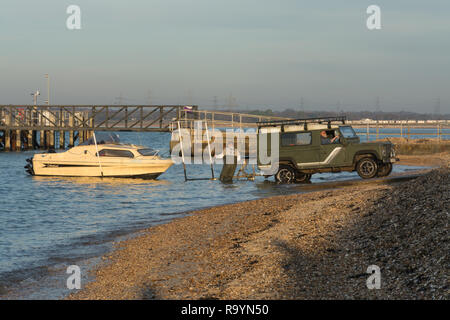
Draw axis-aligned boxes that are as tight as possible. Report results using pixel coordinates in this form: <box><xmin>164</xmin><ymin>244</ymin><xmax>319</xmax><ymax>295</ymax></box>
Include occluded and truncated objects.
<box><xmin>0</xmin><ymin>0</ymin><xmax>449</xmax><ymax>113</ymax></box>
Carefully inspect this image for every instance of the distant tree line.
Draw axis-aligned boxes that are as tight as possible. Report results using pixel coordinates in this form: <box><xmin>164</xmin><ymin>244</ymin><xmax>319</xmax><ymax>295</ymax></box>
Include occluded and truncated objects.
<box><xmin>231</xmin><ymin>108</ymin><xmax>449</xmax><ymax>120</ymax></box>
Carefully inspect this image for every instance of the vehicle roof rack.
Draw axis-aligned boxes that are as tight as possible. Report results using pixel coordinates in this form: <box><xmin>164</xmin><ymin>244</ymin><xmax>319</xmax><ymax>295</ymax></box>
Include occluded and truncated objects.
<box><xmin>257</xmin><ymin>116</ymin><xmax>346</xmax><ymax>129</ymax></box>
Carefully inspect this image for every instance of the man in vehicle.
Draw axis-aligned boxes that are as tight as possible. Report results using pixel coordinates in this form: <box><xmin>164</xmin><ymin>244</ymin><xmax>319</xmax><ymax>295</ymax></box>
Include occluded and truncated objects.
<box><xmin>320</xmin><ymin>130</ymin><xmax>340</xmax><ymax>144</ymax></box>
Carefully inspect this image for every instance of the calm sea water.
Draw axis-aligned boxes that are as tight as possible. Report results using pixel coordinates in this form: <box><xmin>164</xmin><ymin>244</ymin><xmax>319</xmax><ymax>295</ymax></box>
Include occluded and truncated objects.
<box><xmin>0</xmin><ymin>130</ymin><xmax>434</xmax><ymax>299</ymax></box>
<box><xmin>354</xmin><ymin>127</ymin><xmax>449</xmax><ymax>141</ymax></box>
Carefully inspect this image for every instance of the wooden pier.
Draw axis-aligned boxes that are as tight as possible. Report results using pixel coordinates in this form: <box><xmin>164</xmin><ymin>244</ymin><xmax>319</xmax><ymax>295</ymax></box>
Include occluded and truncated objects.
<box><xmin>0</xmin><ymin>105</ymin><xmax>198</xmax><ymax>151</ymax></box>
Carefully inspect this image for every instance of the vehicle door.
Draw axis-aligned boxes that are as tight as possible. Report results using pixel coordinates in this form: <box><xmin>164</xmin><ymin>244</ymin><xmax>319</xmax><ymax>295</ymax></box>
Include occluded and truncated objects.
<box><xmin>280</xmin><ymin>131</ymin><xmax>319</xmax><ymax>168</ymax></box>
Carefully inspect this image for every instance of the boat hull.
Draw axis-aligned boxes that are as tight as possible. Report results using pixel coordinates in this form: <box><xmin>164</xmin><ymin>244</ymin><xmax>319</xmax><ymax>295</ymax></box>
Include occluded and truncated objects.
<box><xmin>31</xmin><ymin>160</ymin><xmax>173</xmax><ymax>178</ymax></box>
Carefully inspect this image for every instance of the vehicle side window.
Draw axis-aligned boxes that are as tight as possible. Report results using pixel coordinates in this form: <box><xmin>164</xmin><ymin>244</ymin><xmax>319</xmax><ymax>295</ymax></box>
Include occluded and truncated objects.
<box><xmin>339</xmin><ymin>126</ymin><xmax>357</xmax><ymax>138</ymax></box>
<box><xmin>281</xmin><ymin>132</ymin><xmax>312</xmax><ymax>146</ymax></box>
<box><xmin>98</xmin><ymin>149</ymin><xmax>134</xmax><ymax>158</ymax></box>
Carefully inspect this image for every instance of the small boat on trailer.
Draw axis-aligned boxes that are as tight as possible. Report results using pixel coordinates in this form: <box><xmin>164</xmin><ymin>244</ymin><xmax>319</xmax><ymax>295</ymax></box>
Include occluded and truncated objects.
<box><xmin>25</xmin><ymin>133</ymin><xmax>173</xmax><ymax>179</ymax></box>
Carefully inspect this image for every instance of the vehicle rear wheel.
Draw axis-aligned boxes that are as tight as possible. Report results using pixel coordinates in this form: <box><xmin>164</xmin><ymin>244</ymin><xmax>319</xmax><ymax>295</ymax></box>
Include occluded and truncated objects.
<box><xmin>295</xmin><ymin>172</ymin><xmax>312</xmax><ymax>183</ymax></box>
<box><xmin>377</xmin><ymin>163</ymin><xmax>393</xmax><ymax>177</ymax></box>
<box><xmin>275</xmin><ymin>165</ymin><xmax>296</xmax><ymax>183</ymax></box>
<box><xmin>356</xmin><ymin>157</ymin><xmax>378</xmax><ymax>179</ymax></box>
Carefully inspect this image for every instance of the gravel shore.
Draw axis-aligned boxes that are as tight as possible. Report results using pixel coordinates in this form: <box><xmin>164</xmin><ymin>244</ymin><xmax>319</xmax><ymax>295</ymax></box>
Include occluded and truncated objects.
<box><xmin>69</xmin><ymin>155</ymin><xmax>449</xmax><ymax>300</ymax></box>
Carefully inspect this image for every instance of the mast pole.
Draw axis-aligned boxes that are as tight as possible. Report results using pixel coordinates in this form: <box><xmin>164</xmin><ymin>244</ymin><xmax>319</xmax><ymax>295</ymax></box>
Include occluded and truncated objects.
<box><xmin>204</xmin><ymin>121</ymin><xmax>215</xmax><ymax>180</ymax></box>
<box><xmin>92</xmin><ymin>132</ymin><xmax>104</xmax><ymax>177</ymax></box>
<box><xmin>178</xmin><ymin>121</ymin><xmax>188</xmax><ymax>181</ymax></box>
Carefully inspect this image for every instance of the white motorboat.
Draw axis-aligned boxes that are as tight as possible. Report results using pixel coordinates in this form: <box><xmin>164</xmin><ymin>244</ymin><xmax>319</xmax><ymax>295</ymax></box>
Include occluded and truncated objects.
<box><xmin>25</xmin><ymin>133</ymin><xmax>173</xmax><ymax>179</ymax></box>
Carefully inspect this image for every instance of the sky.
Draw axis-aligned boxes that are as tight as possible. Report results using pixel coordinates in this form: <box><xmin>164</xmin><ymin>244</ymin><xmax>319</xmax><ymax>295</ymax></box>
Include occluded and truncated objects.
<box><xmin>0</xmin><ymin>0</ymin><xmax>449</xmax><ymax>113</ymax></box>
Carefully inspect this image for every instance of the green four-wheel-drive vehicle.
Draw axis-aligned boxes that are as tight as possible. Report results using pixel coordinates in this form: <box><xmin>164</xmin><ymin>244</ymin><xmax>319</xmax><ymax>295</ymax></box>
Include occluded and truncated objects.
<box><xmin>257</xmin><ymin>116</ymin><xmax>399</xmax><ymax>183</ymax></box>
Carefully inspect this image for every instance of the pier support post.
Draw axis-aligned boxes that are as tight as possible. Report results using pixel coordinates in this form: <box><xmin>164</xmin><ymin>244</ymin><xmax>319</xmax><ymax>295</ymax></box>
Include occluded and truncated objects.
<box><xmin>13</xmin><ymin>112</ymin><xmax>21</xmax><ymax>151</ymax></box>
<box><xmin>27</xmin><ymin>130</ymin><xmax>33</xmax><ymax>150</ymax></box>
<box><xmin>4</xmin><ymin>130</ymin><xmax>11</xmax><ymax>151</ymax></box>
<box><xmin>50</xmin><ymin>131</ymin><xmax>55</xmax><ymax>149</ymax></box>
<box><xmin>69</xmin><ymin>113</ymin><xmax>74</xmax><ymax>147</ymax></box>
<box><xmin>69</xmin><ymin>131</ymin><xmax>74</xmax><ymax>147</ymax></box>
<box><xmin>40</xmin><ymin>130</ymin><xmax>45</xmax><ymax>149</ymax></box>
<box><xmin>32</xmin><ymin>131</ymin><xmax>38</xmax><ymax>149</ymax></box>
<box><xmin>80</xmin><ymin>112</ymin><xmax>86</xmax><ymax>143</ymax></box>
<box><xmin>4</xmin><ymin>110</ymin><xmax>11</xmax><ymax>151</ymax></box>
<box><xmin>59</xmin><ymin>108</ymin><xmax>64</xmax><ymax>149</ymax></box>
<box><xmin>39</xmin><ymin>109</ymin><xmax>45</xmax><ymax>149</ymax></box>
<box><xmin>60</xmin><ymin>131</ymin><xmax>65</xmax><ymax>149</ymax></box>
<box><xmin>44</xmin><ymin>131</ymin><xmax>49</xmax><ymax>149</ymax></box>
<box><xmin>15</xmin><ymin>130</ymin><xmax>21</xmax><ymax>151</ymax></box>
<box><xmin>49</xmin><ymin>112</ymin><xmax>55</xmax><ymax>149</ymax></box>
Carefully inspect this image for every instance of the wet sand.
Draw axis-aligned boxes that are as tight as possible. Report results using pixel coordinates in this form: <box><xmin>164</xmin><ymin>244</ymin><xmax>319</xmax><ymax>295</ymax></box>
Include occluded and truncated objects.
<box><xmin>69</xmin><ymin>153</ymin><xmax>449</xmax><ymax>300</ymax></box>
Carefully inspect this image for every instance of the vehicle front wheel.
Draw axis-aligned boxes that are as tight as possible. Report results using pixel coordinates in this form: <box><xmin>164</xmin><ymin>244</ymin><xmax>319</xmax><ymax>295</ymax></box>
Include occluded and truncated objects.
<box><xmin>356</xmin><ymin>157</ymin><xmax>378</xmax><ymax>179</ymax></box>
<box><xmin>275</xmin><ymin>165</ymin><xmax>296</xmax><ymax>183</ymax></box>
<box><xmin>377</xmin><ymin>163</ymin><xmax>393</xmax><ymax>177</ymax></box>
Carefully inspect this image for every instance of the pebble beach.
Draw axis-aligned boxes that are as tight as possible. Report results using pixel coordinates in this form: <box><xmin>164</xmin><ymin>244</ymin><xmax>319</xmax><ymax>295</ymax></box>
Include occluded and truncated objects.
<box><xmin>69</xmin><ymin>154</ymin><xmax>449</xmax><ymax>300</ymax></box>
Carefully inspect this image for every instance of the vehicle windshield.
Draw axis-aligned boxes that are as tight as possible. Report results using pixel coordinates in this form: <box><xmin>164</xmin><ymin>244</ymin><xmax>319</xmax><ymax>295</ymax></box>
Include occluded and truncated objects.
<box><xmin>339</xmin><ymin>126</ymin><xmax>358</xmax><ymax>138</ymax></box>
<box><xmin>80</xmin><ymin>132</ymin><xmax>121</xmax><ymax>146</ymax></box>
<box><xmin>137</xmin><ymin>148</ymin><xmax>159</xmax><ymax>156</ymax></box>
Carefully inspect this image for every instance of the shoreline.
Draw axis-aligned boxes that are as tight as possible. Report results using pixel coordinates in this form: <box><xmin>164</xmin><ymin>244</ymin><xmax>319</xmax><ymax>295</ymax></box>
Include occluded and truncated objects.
<box><xmin>68</xmin><ymin>154</ymin><xmax>449</xmax><ymax>300</ymax></box>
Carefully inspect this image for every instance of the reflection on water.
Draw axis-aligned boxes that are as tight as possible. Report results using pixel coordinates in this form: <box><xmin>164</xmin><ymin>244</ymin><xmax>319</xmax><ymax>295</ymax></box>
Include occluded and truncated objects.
<box><xmin>0</xmin><ymin>131</ymin><xmax>429</xmax><ymax>299</ymax></box>
<box><xmin>32</xmin><ymin>175</ymin><xmax>172</xmax><ymax>188</ymax></box>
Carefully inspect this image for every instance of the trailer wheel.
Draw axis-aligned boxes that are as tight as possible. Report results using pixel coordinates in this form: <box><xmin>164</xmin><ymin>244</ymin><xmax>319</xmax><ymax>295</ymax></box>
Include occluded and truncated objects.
<box><xmin>356</xmin><ymin>157</ymin><xmax>378</xmax><ymax>179</ymax></box>
<box><xmin>295</xmin><ymin>172</ymin><xmax>312</xmax><ymax>183</ymax></box>
<box><xmin>275</xmin><ymin>165</ymin><xmax>296</xmax><ymax>184</ymax></box>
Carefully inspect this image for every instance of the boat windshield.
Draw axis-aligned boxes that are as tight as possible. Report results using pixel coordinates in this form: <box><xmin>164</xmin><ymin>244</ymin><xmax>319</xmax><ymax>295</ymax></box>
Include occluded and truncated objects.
<box><xmin>137</xmin><ymin>148</ymin><xmax>159</xmax><ymax>156</ymax></box>
<box><xmin>80</xmin><ymin>132</ymin><xmax>121</xmax><ymax>146</ymax></box>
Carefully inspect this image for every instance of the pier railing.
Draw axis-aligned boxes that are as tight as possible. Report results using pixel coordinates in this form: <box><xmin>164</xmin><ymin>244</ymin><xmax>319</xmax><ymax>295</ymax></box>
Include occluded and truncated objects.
<box><xmin>346</xmin><ymin>120</ymin><xmax>450</xmax><ymax>141</ymax></box>
<box><xmin>171</xmin><ymin>109</ymin><xmax>290</xmax><ymax>131</ymax></box>
<box><xmin>172</xmin><ymin>112</ymin><xmax>450</xmax><ymax>140</ymax></box>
